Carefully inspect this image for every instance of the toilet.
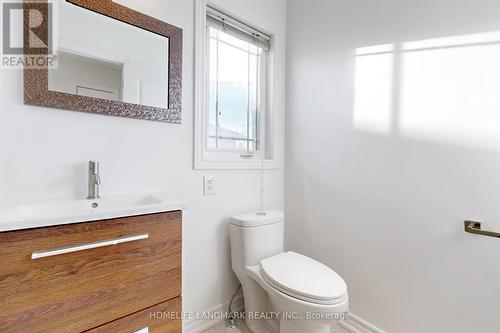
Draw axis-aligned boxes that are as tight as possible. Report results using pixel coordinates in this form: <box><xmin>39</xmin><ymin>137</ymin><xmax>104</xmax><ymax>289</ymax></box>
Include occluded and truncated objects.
<box><xmin>230</xmin><ymin>210</ymin><xmax>349</xmax><ymax>333</ymax></box>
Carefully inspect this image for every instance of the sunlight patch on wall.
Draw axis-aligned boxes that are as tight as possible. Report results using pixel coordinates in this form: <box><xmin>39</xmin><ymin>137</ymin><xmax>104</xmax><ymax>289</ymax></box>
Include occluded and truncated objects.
<box><xmin>353</xmin><ymin>44</ymin><xmax>394</xmax><ymax>134</ymax></box>
<box><xmin>403</xmin><ymin>31</ymin><xmax>500</xmax><ymax>51</ymax></box>
<box><xmin>400</xmin><ymin>32</ymin><xmax>500</xmax><ymax>150</ymax></box>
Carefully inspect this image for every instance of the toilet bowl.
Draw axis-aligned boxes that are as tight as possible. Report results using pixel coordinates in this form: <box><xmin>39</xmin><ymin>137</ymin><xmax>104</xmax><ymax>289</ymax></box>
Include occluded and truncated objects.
<box><xmin>230</xmin><ymin>210</ymin><xmax>349</xmax><ymax>333</ymax></box>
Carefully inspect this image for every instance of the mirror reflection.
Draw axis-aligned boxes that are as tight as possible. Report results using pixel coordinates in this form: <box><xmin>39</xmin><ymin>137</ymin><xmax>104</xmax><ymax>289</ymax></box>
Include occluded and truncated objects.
<box><xmin>49</xmin><ymin>1</ymin><xmax>170</xmax><ymax>109</ymax></box>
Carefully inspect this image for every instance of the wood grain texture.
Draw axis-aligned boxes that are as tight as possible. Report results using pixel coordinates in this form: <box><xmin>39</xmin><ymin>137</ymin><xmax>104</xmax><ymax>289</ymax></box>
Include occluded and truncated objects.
<box><xmin>0</xmin><ymin>211</ymin><xmax>182</xmax><ymax>333</ymax></box>
<box><xmin>85</xmin><ymin>297</ymin><xmax>181</xmax><ymax>333</ymax></box>
<box><xmin>24</xmin><ymin>0</ymin><xmax>183</xmax><ymax>123</ymax></box>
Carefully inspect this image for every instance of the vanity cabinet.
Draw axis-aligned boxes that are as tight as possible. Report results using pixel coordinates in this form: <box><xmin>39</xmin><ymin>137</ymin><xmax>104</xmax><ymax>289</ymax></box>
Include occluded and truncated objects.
<box><xmin>85</xmin><ymin>298</ymin><xmax>181</xmax><ymax>333</ymax></box>
<box><xmin>0</xmin><ymin>211</ymin><xmax>182</xmax><ymax>333</ymax></box>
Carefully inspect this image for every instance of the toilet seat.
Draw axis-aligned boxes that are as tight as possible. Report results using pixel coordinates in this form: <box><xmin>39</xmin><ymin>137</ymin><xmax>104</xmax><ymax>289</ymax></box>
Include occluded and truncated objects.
<box><xmin>259</xmin><ymin>252</ymin><xmax>347</xmax><ymax>305</ymax></box>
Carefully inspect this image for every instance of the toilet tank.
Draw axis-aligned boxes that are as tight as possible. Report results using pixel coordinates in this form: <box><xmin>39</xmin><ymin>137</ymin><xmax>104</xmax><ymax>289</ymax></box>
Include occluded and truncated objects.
<box><xmin>230</xmin><ymin>210</ymin><xmax>284</xmax><ymax>274</ymax></box>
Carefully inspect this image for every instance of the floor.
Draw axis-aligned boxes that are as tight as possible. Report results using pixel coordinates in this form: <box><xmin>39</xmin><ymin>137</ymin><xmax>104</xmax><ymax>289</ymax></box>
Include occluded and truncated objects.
<box><xmin>202</xmin><ymin>321</ymin><xmax>351</xmax><ymax>333</ymax></box>
<box><xmin>203</xmin><ymin>321</ymin><xmax>252</xmax><ymax>333</ymax></box>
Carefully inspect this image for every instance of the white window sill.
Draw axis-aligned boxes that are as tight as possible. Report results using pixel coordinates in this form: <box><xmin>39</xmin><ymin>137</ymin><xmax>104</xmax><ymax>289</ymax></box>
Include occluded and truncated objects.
<box><xmin>194</xmin><ymin>157</ymin><xmax>279</xmax><ymax>170</ymax></box>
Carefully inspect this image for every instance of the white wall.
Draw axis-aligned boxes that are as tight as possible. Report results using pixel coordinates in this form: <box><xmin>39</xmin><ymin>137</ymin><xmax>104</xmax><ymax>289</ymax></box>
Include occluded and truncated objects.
<box><xmin>0</xmin><ymin>0</ymin><xmax>285</xmax><ymax>327</ymax></box>
<box><xmin>286</xmin><ymin>0</ymin><xmax>500</xmax><ymax>332</ymax></box>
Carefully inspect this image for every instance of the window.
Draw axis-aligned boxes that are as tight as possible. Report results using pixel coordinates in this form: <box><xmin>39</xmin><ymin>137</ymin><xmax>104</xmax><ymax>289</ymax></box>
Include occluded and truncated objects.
<box><xmin>207</xmin><ymin>26</ymin><xmax>264</xmax><ymax>153</ymax></box>
<box><xmin>195</xmin><ymin>4</ymin><xmax>279</xmax><ymax>169</ymax></box>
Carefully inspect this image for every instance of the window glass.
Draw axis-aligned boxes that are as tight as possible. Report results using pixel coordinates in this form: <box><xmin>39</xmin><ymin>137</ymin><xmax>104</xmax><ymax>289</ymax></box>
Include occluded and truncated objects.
<box><xmin>207</xmin><ymin>26</ymin><xmax>264</xmax><ymax>152</ymax></box>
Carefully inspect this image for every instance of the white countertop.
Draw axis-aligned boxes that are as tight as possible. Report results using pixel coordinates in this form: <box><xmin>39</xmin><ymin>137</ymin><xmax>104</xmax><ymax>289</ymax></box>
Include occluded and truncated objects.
<box><xmin>0</xmin><ymin>193</ymin><xmax>186</xmax><ymax>232</ymax></box>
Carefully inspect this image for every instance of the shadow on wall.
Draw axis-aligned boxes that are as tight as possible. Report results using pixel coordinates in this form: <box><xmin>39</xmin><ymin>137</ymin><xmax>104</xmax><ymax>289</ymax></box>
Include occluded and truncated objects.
<box><xmin>353</xmin><ymin>30</ymin><xmax>500</xmax><ymax>152</ymax></box>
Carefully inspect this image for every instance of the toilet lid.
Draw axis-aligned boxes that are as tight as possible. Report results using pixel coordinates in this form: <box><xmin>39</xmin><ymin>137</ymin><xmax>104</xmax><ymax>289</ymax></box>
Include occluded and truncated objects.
<box><xmin>259</xmin><ymin>252</ymin><xmax>347</xmax><ymax>305</ymax></box>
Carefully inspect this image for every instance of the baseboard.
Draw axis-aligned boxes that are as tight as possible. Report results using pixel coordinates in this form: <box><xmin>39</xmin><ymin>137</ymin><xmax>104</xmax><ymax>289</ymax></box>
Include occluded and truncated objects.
<box><xmin>183</xmin><ymin>295</ymin><xmax>244</xmax><ymax>333</ymax></box>
<box><xmin>184</xmin><ymin>300</ymin><xmax>386</xmax><ymax>333</ymax></box>
<box><xmin>338</xmin><ymin>313</ymin><xmax>388</xmax><ymax>333</ymax></box>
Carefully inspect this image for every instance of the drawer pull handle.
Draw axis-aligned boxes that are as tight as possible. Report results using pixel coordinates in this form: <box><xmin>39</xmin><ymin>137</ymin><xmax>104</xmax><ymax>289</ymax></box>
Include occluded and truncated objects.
<box><xmin>31</xmin><ymin>234</ymin><xmax>149</xmax><ymax>260</ymax></box>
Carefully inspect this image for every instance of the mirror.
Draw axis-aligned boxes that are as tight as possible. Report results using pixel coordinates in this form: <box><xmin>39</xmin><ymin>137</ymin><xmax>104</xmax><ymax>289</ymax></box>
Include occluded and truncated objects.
<box><xmin>24</xmin><ymin>0</ymin><xmax>183</xmax><ymax>123</ymax></box>
<box><xmin>50</xmin><ymin>1</ymin><xmax>169</xmax><ymax>109</ymax></box>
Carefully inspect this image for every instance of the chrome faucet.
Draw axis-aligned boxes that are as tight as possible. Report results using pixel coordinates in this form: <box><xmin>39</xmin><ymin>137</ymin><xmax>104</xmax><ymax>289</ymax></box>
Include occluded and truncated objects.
<box><xmin>87</xmin><ymin>161</ymin><xmax>101</xmax><ymax>200</ymax></box>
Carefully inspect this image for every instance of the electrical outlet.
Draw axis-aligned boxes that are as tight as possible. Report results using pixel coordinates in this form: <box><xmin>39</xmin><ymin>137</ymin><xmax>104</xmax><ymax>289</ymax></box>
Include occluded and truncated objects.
<box><xmin>204</xmin><ymin>176</ymin><xmax>216</xmax><ymax>195</ymax></box>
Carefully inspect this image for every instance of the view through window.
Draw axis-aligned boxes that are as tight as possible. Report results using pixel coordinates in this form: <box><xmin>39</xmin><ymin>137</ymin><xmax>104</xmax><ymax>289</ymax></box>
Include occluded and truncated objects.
<box><xmin>207</xmin><ymin>26</ymin><xmax>264</xmax><ymax>153</ymax></box>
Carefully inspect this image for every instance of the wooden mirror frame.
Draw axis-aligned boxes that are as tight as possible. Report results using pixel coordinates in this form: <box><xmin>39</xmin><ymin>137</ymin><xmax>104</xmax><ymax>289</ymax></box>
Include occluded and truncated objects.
<box><xmin>24</xmin><ymin>0</ymin><xmax>183</xmax><ymax>123</ymax></box>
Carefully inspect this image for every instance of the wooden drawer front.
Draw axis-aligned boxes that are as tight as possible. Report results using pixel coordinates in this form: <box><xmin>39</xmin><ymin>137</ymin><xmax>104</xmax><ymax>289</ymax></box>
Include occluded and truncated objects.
<box><xmin>0</xmin><ymin>211</ymin><xmax>182</xmax><ymax>333</ymax></box>
<box><xmin>86</xmin><ymin>297</ymin><xmax>181</xmax><ymax>333</ymax></box>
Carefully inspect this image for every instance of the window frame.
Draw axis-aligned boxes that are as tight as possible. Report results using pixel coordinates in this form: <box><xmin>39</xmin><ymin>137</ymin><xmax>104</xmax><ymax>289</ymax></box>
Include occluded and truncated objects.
<box><xmin>194</xmin><ymin>0</ymin><xmax>281</xmax><ymax>170</ymax></box>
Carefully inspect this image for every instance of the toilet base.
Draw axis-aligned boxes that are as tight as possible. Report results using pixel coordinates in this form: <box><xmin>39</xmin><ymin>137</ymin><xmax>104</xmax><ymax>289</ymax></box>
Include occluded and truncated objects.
<box><xmin>279</xmin><ymin>319</ymin><xmax>331</xmax><ymax>333</ymax></box>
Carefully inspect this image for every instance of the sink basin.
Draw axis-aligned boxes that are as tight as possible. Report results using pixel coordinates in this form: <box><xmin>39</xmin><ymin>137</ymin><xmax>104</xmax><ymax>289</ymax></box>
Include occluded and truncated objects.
<box><xmin>0</xmin><ymin>194</ymin><xmax>186</xmax><ymax>232</ymax></box>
